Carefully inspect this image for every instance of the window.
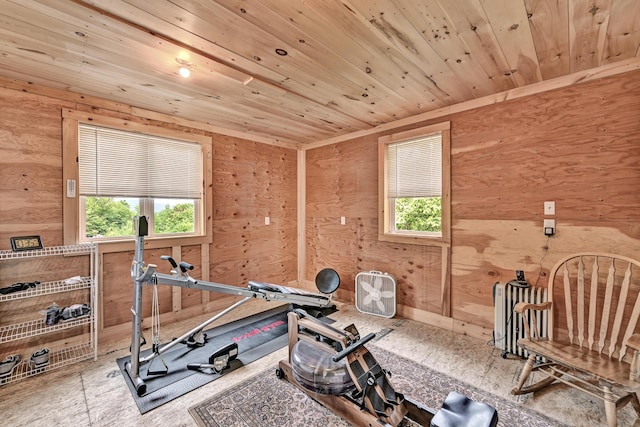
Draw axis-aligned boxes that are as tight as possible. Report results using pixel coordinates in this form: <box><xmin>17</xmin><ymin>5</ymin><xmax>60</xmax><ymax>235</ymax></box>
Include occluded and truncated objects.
<box><xmin>63</xmin><ymin>111</ymin><xmax>212</xmax><ymax>246</ymax></box>
<box><xmin>378</xmin><ymin>122</ymin><xmax>450</xmax><ymax>245</ymax></box>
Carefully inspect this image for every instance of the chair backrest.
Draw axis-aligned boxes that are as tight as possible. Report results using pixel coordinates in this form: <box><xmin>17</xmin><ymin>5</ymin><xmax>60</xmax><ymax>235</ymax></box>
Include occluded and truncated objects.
<box><xmin>547</xmin><ymin>253</ymin><xmax>640</xmax><ymax>361</ymax></box>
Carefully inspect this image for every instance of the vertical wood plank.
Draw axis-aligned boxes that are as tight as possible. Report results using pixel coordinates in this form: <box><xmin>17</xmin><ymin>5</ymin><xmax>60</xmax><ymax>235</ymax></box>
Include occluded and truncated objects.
<box><xmin>297</xmin><ymin>149</ymin><xmax>306</xmax><ymax>287</ymax></box>
<box><xmin>171</xmin><ymin>246</ymin><xmax>182</xmax><ymax>312</ymax></box>
<box><xmin>201</xmin><ymin>242</ymin><xmax>210</xmax><ymax>304</ymax></box>
<box><xmin>599</xmin><ymin>259</ymin><xmax>616</xmax><ymax>353</ymax></box>
<box><xmin>423</xmin><ymin>0</ymin><xmax>519</xmax><ymax>91</ymax></box>
<box><xmin>602</xmin><ymin>0</ymin><xmax>640</xmax><ymax>64</ymax></box>
<box><xmin>568</xmin><ymin>0</ymin><xmax>612</xmax><ymax>72</ymax></box>
<box><xmin>609</xmin><ymin>262</ymin><xmax>632</xmax><ymax>356</ymax></box>
<box><xmin>479</xmin><ymin>0</ymin><xmax>543</xmax><ymax>85</ymax></box>
<box><xmin>563</xmin><ymin>263</ymin><xmax>574</xmax><ymax>344</ymax></box>
<box><xmin>577</xmin><ymin>256</ymin><xmax>585</xmax><ymax>347</ymax></box>
<box><xmin>620</xmin><ymin>278</ymin><xmax>640</xmax><ymax>361</ymax></box>
<box><xmin>62</xmin><ymin>116</ymin><xmax>79</xmax><ymax>246</ymax></box>
<box><xmin>378</xmin><ymin>136</ymin><xmax>390</xmax><ymax>238</ymax></box>
<box><xmin>441</xmin><ymin>127</ymin><xmax>452</xmax><ymax>242</ymax></box>
<box><xmin>441</xmin><ymin>245</ymin><xmax>450</xmax><ymax>317</ymax></box>
<box><xmin>524</xmin><ymin>0</ymin><xmax>570</xmax><ymax>79</ymax></box>
<box><xmin>588</xmin><ymin>256</ymin><xmax>599</xmax><ymax>350</ymax></box>
<box><xmin>287</xmin><ymin>311</ymin><xmax>299</xmax><ymax>364</ymax></box>
<box><xmin>203</xmin><ymin>140</ymin><xmax>214</xmax><ymax>242</ymax></box>
<box><xmin>98</xmin><ymin>251</ymin><xmax>105</xmax><ymax>332</ymax></box>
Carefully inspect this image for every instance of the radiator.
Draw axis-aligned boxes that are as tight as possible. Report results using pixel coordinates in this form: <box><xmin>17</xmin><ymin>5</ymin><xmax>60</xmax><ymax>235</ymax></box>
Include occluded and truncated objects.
<box><xmin>493</xmin><ymin>282</ymin><xmax>548</xmax><ymax>358</ymax></box>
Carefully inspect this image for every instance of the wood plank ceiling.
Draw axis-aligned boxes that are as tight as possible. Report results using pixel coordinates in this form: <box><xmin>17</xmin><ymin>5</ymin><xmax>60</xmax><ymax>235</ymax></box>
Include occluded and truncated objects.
<box><xmin>0</xmin><ymin>0</ymin><xmax>639</xmax><ymax>146</ymax></box>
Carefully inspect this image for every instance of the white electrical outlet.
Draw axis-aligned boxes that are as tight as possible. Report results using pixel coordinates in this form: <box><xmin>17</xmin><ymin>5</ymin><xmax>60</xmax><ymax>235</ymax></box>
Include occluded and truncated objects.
<box><xmin>340</xmin><ymin>216</ymin><xmax>346</xmax><ymax>225</ymax></box>
<box><xmin>544</xmin><ymin>201</ymin><xmax>555</xmax><ymax>215</ymax></box>
<box><xmin>264</xmin><ymin>216</ymin><xmax>270</xmax><ymax>225</ymax></box>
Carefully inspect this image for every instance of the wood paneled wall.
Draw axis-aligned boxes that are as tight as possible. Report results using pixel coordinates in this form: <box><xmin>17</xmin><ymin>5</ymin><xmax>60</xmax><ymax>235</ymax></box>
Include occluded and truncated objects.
<box><xmin>0</xmin><ymin>86</ymin><xmax>298</xmax><ymax>345</ymax></box>
<box><xmin>211</xmin><ymin>136</ymin><xmax>297</xmax><ymax>287</ymax></box>
<box><xmin>305</xmin><ymin>70</ymin><xmax>640</xmax><ymax>332</ymax></box>
<box><xmin>1</xmin><ymin>69</ymin><xmax>639</xmax><ymax>347</ymax></box>
<box><xmin>305</xmin><ymin>137</ymin><xmax>443</xmax><ymax>311</ymax></box>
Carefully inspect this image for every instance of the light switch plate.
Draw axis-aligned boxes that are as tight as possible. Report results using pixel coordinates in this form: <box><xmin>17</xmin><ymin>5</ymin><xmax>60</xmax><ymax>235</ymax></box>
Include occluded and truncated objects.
<box><xmin>66</xmin><ymin>179</ymin><xmax>76</xmax><ymax>198</ymax></box>
<box><xmin>544</xmin><ymin>201</ymin><xmax>555</xmax><ymax>215</ymax></box>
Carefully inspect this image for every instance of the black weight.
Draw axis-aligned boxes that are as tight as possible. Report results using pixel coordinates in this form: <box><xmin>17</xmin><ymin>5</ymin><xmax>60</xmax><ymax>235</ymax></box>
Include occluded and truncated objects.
<box><xmin>315</xmin><ymin>268</ymin><xmax>340</xmax><ymax>294</ymax></box>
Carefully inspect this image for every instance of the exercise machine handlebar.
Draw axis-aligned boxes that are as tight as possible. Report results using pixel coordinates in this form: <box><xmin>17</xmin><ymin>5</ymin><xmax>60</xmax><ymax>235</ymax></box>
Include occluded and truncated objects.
<box><xmin>160</xmin><ymin>256</ymin><xmax>193</xmax><ymax>275</ymax></box>
<box><xmin>332</xmin><ymin>332</ymin><xmax>376</xmax><ymax>362</ymax></box>
<box><xmin>179</xmin><ymin>261</ymin><xmax>194</xmax><ymax>273</ymax></box>
<box><xmin>160</xmin><ymin>255</ymin><xmax>178</xmax><ymax>269</ymax></box>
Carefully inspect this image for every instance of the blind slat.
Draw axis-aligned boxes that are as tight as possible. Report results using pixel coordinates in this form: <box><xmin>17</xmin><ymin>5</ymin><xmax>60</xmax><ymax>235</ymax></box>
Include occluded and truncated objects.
<box><xmin>78</xmin><ymin>124</ymin><xmax>202</xmax><ymax>199</ymax></box>
<box><xmin>388</xmin><ymin>133</ymin><xmax>442</xmax><ymax>198</ymax></box>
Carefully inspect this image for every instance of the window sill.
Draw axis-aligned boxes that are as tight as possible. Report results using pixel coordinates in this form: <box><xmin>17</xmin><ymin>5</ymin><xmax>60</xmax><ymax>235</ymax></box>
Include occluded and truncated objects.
<box><xmin>378</xmin><ymin>233</ymin><xmax>450</xmax><ymax>247</ymax></box>
<box><xmin>91</xmin><ymin>235</ymin><xmax>211</xmax><ymax>254</ymax></box>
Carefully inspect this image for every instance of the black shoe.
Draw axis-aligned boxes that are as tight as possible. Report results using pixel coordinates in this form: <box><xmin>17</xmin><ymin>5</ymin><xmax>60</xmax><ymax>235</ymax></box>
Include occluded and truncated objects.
<box><xmin>45</xmin><ymin>305</ymin><xmax>61</xmax><ymax>325</ymax></box>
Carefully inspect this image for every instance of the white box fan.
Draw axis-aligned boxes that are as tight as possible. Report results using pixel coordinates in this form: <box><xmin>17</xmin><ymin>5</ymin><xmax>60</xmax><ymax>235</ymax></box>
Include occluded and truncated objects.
<box><xmin>355</xmin><ymin>270</ymin><xmax>396</xmax><ymax>318</ymax></box>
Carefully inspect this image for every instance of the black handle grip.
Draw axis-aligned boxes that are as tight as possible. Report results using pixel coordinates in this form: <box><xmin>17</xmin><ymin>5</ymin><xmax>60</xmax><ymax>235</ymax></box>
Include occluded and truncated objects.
<box><xmin>179</xmin><ymin>261</ymin><xmax>194</xmax><ymax>273</ymax></box>
<box><xmin>332</xmin><ymin>332</ymin><xmax>376</xmax><ymax>362</ymax></box>
<box><xmin>187</xmin><ymin>363</ymin><xmax>201</xmax><ymax>370</ymax></box>
<box><xmin>160</xmin><ymin>255</ymin><xmax>178</xmax><ymax>269</ymax></box>
<box><xmin>293</xmin><ymin>308</ymin><xmax>308</xmax><ymax>318</ymax></box>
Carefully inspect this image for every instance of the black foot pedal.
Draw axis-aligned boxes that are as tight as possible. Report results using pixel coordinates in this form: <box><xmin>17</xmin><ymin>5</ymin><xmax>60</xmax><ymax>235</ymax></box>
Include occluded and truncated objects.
<box><xmin>187</xmin><ymin>343</ymin><xmax>238</xmax><ymax>374</ymax></box>
<box><xmin>183</xmin><ymin>332</ymin><xmax>207</xmax><ymax>348</ymax></box>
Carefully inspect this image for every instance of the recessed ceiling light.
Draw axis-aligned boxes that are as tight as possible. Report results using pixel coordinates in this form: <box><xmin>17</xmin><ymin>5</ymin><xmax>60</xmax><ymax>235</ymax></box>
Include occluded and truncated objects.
<box><xmin>179</xmin><ymin>67</ymin><xmax>191</xmax><ymax>78</ymax></box>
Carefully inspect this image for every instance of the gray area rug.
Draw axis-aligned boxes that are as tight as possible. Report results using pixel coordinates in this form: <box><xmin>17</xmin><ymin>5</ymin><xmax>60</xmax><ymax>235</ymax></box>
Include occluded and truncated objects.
<box><xmin>189</xmin><ymin>343</ymin><xmax>568</xmax><ymax>427</ymax></box>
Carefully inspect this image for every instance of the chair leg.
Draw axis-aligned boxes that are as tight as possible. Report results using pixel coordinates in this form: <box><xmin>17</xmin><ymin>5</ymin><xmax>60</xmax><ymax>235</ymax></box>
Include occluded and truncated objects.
<box><xmin>512</xmin><ymin>354</ymin><xmax>536</xmax><ymax>394</ymax></box>
<box><xmin>603</xmin><ymin>385</ymin><xmax>617</xmax><ymax>427</ymax></box>
<box><xmin>632</xmin><ymin>392</ymin><xmax>640</xmax><ymax>417</ymax></box>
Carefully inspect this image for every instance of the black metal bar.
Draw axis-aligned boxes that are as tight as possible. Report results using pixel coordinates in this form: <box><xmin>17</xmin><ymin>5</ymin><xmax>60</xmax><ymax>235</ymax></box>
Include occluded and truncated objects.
<box><xmin>332</xmin><ymin>332</ymin><xmax>376</xmax><ymax>362</ymax></box>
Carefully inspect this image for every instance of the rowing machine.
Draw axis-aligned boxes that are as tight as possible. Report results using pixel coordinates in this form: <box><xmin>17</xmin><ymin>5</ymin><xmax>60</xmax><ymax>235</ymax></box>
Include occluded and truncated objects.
<box><xmin>276</xmin><ymin>309</ymin><xmax>499</xmax><ymax>427</ymax></box>
<box><xmin>276</xmin><ymin>309</ymin><xmax>434</xmax><ymax>426</ymax></box>
<box><xmin>125</xmin><ymin>216</ymin><xmax>340</xmax><ymax>396</ymax></box>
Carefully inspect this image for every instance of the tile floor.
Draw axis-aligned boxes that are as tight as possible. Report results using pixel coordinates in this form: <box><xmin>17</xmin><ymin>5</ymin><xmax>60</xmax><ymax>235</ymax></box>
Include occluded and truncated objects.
<box><xmin>1</xmin><ymin>300</ymin><xmax>638</xmax><ymax>426</ymax></box>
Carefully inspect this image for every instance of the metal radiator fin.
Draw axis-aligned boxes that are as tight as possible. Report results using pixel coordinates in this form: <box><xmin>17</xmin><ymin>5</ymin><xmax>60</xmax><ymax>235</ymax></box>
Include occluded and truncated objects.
<box><xmin>493</xmin><ymin>282</ymin><xmax>548</xmax><ymax>358</ymax></box>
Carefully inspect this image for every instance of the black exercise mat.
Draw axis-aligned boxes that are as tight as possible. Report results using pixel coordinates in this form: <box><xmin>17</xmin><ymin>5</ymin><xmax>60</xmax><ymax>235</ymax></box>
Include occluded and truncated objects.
<box><xmin>117</xmin><ymin>304</ymin><xmax>334</xmax><ymax>414</ymax></box>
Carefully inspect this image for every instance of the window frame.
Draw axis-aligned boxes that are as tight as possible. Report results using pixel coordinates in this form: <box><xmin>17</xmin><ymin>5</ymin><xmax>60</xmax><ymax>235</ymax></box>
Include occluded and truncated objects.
<box><xmin>378</xmin><ymin>121</ymin><xmax>451</xmax><ymax>246</ymax></box>
<box><xmin>62</xmin><ymin>110</ymin><xmax>213</xmax><ymax>249</ymax></box>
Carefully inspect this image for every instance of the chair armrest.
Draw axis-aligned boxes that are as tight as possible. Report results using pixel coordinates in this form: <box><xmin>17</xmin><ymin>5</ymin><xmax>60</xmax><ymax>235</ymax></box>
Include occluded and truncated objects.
<box><xmin>513</xmin><ymin>301</ymin><xmax>552</xmax><ymax>340</ymax></box>
<box><xmin>627</xmin><ymin>334</ymin><xmax>640</xmax><ymax>351</ymax></box>
<box><xmin>514</xmin><ymin>301</ymin><xmax>552</xmax><ymax>314</ymax></box>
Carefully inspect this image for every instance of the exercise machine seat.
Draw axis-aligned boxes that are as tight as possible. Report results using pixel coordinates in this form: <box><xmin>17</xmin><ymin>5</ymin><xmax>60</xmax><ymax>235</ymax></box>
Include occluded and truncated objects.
<box><xmin>430</xmin><ymin>391</ymin><xmax>498</xmax><ymax>427</ymax></box>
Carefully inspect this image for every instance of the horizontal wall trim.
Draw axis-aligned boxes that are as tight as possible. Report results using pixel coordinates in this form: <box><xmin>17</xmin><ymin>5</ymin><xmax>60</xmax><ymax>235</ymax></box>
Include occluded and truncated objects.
<box><xmin>396</xmin><ymin>304</ymin><xmax>492</xmax><ymax>343</ymax></box>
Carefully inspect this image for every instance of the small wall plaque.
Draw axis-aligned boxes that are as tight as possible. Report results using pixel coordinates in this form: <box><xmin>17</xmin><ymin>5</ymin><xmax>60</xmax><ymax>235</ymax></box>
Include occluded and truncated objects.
<box><xmin>10</xmin><ymin>235</ymin><xmax>44</xmax><ymax>251</ymax></box>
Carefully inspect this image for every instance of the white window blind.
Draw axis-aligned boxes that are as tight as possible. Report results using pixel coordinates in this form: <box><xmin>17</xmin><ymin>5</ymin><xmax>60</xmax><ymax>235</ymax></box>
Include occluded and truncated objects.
<box><xmin>387</xmin><ymin>133</ymin><xmax>442</xmax><ymax>198</ymax></box>
<box><xmin>78</xmin><ymin>124</ymin><xmax>202</xmax><ymax>199</ymax></box>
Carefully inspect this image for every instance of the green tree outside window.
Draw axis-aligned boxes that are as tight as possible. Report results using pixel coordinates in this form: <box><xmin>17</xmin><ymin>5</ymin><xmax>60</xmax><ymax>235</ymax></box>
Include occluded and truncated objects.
<box><xmin>394</xmin><ymin>197</ymin><xmax>441</xmax><ymax>232</ymax></box>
